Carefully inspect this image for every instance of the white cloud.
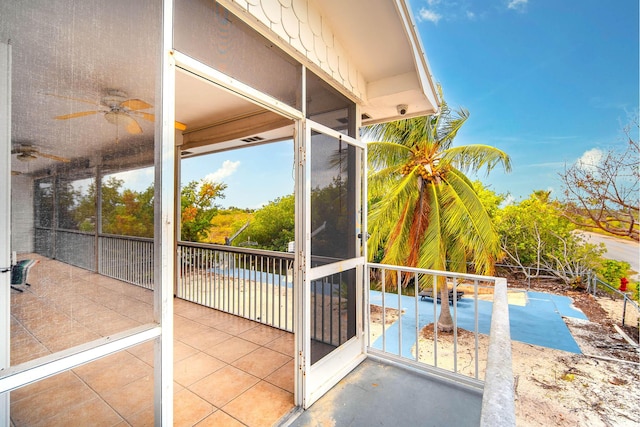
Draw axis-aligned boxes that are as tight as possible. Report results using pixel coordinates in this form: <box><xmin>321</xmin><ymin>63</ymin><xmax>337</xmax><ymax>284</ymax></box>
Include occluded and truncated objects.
<box><xmin>416</xmin><ymin>2</ymin><xmax>479</xmax><ymax>23</ymax></box>
<box><xmin>507</xmin><ymin>0</ymin><xmax>528</xmax><ymax>11</ymax></box>
<box><xmin>502</xmin><ymin>194</ymin><xmax>516</xmax><ymax>206</ymax></box>
<box><xmin>418</xmin><ymin>8</ymin><xmax>442</xmax><ymax>23</ymax></box>
<box><xmin>108</xmin><ymin>167</ymin><xmax>154</xmax><ymax>192</ymax></box>
<box><xmin>521</xmin><ymin>161</ymin><xmax>565</xmax><ymax>169</ymax></box>
<box><xmin>577</xmin><ymin>148</ymin><xmax>603</xmax><ymax>171</ymax></box>
<box><xmin>203</xmin><ymin>160</ymin><xmax>240</xmax><ymax>183</ymax></box>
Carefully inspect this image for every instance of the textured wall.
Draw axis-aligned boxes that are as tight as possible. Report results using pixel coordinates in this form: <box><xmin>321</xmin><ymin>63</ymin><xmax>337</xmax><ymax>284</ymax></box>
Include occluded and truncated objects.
<box><xmin>229</xmin><ymin>0</ymin><xmax>367</xmax><ymax>102</ymax></box>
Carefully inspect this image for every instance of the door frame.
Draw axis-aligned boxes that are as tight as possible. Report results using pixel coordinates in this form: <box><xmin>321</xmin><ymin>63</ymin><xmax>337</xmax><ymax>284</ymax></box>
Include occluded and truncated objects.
<box><xmin>298</xmin><ymin>120</ymin><xmax>367</xmax><ymax>408</ymax></box>
<box><xmin>0</xmin><ymin>41</ymin><xmax>12</xmax><ymax>427</ymax></box>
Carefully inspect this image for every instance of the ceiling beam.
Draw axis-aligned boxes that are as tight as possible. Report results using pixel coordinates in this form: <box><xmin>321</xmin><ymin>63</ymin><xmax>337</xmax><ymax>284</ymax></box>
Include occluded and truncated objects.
<box><xmin>180</xmin><ymin>110</ymin><xmax>292</xmax><ymax>151</ymax></box>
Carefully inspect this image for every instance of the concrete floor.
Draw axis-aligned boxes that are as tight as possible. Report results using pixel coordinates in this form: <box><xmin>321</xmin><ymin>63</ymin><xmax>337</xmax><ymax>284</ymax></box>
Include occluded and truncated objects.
<box><xmin>288</xmin><ymin>358</ymin><xmax>483</xmax><ymax>427</ymax></box>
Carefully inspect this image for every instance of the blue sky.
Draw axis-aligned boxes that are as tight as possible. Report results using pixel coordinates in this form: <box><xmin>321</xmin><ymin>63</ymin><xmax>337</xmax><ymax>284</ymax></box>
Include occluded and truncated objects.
<box><xmin>176</xmin><ymin>0</ymin><xmax>638</xmax><ymax>209</ymax></box>
<box><xmin>181</xmin><ymin>141</ymin><xmax>295</xmax><ymax>209</ymax></box>
<box><xmin>414</xmin><ymin>0</ymin><xmax>639</xmax><ymax>202</ymax></box>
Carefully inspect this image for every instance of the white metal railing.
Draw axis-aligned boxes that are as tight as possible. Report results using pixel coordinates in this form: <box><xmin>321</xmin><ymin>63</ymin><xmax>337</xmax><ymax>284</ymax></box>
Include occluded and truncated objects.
<box><xmin>366</xmin><ymin>263</ymin><xmax>515</xmax><ymax>425</ymax></box>
<box><xmin>55</xmin><ymin>229</ymin><xmax>96</xmax><ymax>270</ymax></box>
<box><xmin>589</xmin><ymin>276</ymin><xmax>639</xmax><ymax>336</ymax></box>
<box><xmin>99</xmin><ymin>234</ymin><xmax>154</xmax><ymax>289</ymax></box>
<box><xmin>178</xmin><ymin>242</ymin><xmax>295</xmax><ymax>332</ymax></box>
<box><xmin>35</xmin><ymin>229</ymin><xmax>296</xmax><ymax>332</ymax></box>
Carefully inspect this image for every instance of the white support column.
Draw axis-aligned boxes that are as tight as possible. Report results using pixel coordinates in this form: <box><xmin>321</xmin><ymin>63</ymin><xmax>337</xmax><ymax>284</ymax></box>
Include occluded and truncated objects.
<box><xmin>356</xmin><ymin>105</ymin><xmax>369</xmax><ymax>353</ymax></box>
<box><xmin>293</xmin><ymin>66</ymin><xmax>307</xmax><ymax>408</ymax></box>
<box><xmin>154</xmin><ymin>0</ymin><xmax>175</xmax><ymax>424</ymax></box>
<box><xmin>0</xmin><ymin>41</ymin><xmax>11</xmax><ymax>427</ymax></box>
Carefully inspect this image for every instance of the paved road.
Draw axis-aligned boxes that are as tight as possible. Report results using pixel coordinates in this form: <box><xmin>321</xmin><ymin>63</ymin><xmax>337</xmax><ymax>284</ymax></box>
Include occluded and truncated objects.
<box><xmin>581</xmin><ymin>231</ymin><xmax>639</xmax><ymax>274</ymax></box>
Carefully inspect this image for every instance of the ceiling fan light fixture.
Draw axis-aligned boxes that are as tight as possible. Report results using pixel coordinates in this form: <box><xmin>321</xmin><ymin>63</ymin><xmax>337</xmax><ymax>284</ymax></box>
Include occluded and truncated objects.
<box><xmin>104</xmin><ymin>111</ymin><xmax>129</xmax><ymax>126</ymax></box>
<box><xmin>104</xmin><ymin>111</ymin><xmax>143</xmax><ymax>135</ymax></box>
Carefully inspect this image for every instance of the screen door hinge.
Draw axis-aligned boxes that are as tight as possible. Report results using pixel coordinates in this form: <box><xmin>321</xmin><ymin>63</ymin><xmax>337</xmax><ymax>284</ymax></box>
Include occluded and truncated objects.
<box><xmin>298</xmin><ymin>351</ymin><xmax>306</xmax><ymax>372</ymax></box>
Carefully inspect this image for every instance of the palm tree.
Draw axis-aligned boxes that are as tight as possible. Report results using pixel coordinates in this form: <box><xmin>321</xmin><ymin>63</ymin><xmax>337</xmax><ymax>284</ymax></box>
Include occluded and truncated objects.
<box><xmin>366</xmin><ymin>92</ymin><xmax>511</xmax><ymax>331</ymax></box>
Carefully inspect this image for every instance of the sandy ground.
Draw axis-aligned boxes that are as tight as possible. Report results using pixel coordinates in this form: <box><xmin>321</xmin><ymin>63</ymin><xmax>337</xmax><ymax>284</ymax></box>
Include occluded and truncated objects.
<box><xmin>597</xmin><ymin>296</ymin><xmax>639</xmax><ymax>341</ymax></box>
<box><xmin>511</xmin><ymin>319</ymin><xmax>639</xmax><ymax>427</ymax></box>
<box><xmin>370</xmin><ymin>294</ymin><xmax>640</xmax><ymax>427</ymax></box>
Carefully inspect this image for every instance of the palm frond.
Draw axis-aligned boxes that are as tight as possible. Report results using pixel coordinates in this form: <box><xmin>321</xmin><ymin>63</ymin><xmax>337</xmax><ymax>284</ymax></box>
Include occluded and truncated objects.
<box><xmin>366</xmin><ymin>117</ymin><xmax>426</xmax><ymax>144</ymax></box>
<box><xmin>368</xmin><ymin>173</ymin><xmax>419</xmax><ymax>260</ymax></box>
<box><xmin>441</xmin><ymin>144</ymin><xmax>512</xmax><ymax>175</ymax></box>
<box><xmin>381</xmin><ymin>200</ymin><xmax>415</xmax><ymax>266</ymax></box>
<box><xmin>436</xmin><ymin>108</ymin><xmax>469</xmax><ymax>149</ymax></box>
<box><xmin>368</xmin><ymin>141</ymin><xmax>412</xmax><ymax>170</ymax></box>
<box><xmin>440</xmin><ymin>169</ymin><xmax>502</xmax><ymax>274</ymax></box>
<box><xmin>417</xmin><ymin>182</ymin><xmax>446</xmax><ymax>270</ymax></box>
<box><xmin>445</xmin><ymin>237</ymin><xmax>468</xmax><ymax>272</ymax></box>
<box><xmin>368</xmin><ymin>166</ymin><xmax>404</xmax><ymax>198</ymax></box>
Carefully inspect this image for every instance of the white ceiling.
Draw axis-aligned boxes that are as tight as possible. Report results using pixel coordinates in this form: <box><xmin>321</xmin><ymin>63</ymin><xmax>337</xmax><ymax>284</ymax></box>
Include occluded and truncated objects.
<box><xmin>314</xmin><ymin>0</ymin><xmax>415</xmax><ymax>83</ymax></box>
<box><xmin>3</xmin><ymin>0</ymin><xmax>162</xmax><ymax>175</ymax></box>
<box><xmin>310</xmin><ymin>0</ymin><xmax>438</xmax><ymax>122</ymax></box>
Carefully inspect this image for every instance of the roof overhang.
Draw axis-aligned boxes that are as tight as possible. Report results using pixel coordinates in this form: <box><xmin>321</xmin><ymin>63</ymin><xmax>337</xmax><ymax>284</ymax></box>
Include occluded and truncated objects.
<box><xmin>313</xmin><ymin>0</ymin><xmax>440</xmax><ymax>124</ymax></box>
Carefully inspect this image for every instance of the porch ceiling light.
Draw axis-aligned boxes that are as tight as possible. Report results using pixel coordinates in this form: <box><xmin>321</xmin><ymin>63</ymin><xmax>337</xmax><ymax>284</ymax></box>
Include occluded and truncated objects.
<box><xmin>104</xmin><ymin>111</ymin><xmax>142</xmax><ymax>135</ymax></box>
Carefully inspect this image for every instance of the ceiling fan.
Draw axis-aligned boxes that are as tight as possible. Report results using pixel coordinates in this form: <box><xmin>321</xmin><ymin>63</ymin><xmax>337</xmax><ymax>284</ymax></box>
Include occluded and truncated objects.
<box><xmin>11</xmin><ymin>144</ymin><xmax>71</xmax><ymax>163</ymax></box>
<box><xmin>51</xmin><ymin>89</ymin><xmax>187</xmax><ymax>135</ymax></box>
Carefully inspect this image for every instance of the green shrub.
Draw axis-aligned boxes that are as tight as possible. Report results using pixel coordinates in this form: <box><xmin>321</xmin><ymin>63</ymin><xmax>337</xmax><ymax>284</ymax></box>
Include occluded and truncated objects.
<box><xmin>598</xmin><ymin>259</ymin><xmax>631</xmax><ymax>288</ymax></box>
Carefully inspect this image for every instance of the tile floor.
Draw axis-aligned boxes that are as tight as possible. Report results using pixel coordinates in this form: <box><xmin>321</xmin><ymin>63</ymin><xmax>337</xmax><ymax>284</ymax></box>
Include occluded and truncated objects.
<box><xmin>9</xmin><ymin>255</ymin><xmax>295</xmax><ymax>426</ymax></box>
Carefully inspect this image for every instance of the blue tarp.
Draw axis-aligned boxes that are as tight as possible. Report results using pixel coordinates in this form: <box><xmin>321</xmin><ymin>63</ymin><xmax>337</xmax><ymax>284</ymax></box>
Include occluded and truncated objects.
<box><xmin>371</xmin><ymin>289</ymin><xmax>584</xmax><ymax>355</ymax></box>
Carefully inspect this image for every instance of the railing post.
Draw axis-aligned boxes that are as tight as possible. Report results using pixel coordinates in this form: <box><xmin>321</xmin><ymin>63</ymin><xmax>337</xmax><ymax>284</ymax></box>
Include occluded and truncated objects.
<box><xmin>480</xmin><ymin>278</ymin><xmax>515</xmax><ymax>427</ymax></box>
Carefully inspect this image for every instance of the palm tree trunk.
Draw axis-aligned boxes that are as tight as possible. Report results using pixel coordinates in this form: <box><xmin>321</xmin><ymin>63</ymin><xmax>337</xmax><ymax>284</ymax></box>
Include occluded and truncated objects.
<box><xmin>437</xmin><ymin>276</ymin><xmax>454</xmax><ymax>332</ymax></box>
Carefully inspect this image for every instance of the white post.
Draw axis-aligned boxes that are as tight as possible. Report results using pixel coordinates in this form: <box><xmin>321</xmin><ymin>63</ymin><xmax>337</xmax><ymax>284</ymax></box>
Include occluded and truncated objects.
<box><xmin>0</xmin><ymin>41</ymin><xmax>12</xmax><ymax>427</ymax></box>
<box><xmin>480</xmin><ymin>278</ymin><xmax>515</xmax><ymax>426</ymax></box>
<box><xmin>154</xmin><ymin>1</ymin><xmax>175</xmax><ymax>424</ymax></box>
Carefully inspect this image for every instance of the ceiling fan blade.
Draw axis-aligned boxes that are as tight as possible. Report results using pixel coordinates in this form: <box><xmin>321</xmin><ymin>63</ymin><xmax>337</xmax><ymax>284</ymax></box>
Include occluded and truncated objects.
<box><xmin>121</xmin><ymin>99</ymin><xmax>153</xmax><ymax>110</ymax></box>
<box><xmin>55</xmin><ymin>110</ymin><xmax>99</xmax><ymax>120</ymax></box>
<box><xmin>138</xmin><ymin>112</ymin><xmax>154</xmax><ymax>122</ymax></box>
<box><xmin>125</xmin><ymin>117</ymin><xmax>143</xmax><ymax>135</ymax></box>
<box><xmin>137</xmin><ymin>111</ymin><xmax>187</xmax><ymax>131</ymax></box>
<box><xmin>36</xmin><ymin>152</ymin><xmax>71</xmax><ymax>163</ymax></box>
<box><xmin>16</xmin><ymin>152</ymin><xmax>37</xmax><ymax>162</ymax></box>
<box><xmin>44</xmin><ymin>92</ymin><xmax>100</xmax><ymax>106</ymax></box>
